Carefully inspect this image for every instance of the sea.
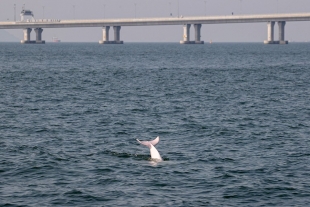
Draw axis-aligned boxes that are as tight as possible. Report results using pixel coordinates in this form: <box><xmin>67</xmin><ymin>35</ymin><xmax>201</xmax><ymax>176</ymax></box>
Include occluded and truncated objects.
<box><xmin>0</xmin><ymin>42</ymin><xmax>309</xmax><ymax>207</ymax></box>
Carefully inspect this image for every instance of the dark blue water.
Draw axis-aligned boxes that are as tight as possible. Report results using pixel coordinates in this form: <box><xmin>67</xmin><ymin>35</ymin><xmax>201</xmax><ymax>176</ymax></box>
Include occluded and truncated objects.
<box><xmin>1</xmin><ymin>42</ymin><xmax>310</xmax><ymax>206</ymax></box>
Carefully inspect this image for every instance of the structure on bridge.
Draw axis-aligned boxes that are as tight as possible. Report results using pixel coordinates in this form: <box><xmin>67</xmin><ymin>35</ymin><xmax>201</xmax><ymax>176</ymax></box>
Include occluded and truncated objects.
<box><xmin>99</xmin><ymin>26</ymin><xmax>123</xmax><ymax>44</ymax></box>
<box><xmin>264</xmin><ymin>21</ymin><xmax>288</xmax><ymax>44</ymax></box>
<box><xmin>21</xmin><ymin>28</ymin><xmax>45</xmax><ymax>44</ymax></box>
<box><xmin>20</xmin><ymin>10</ymin><xmax>45</xmax><ymax>44</ymax></box>
<box><xmin>180</xmin><ymin>24</ymin><xmax>204</xmax><ymax>44</ymax></box>
<box><xmin>1</xmin><ymin>12</ymin><xmax>309</xmax><ymax>44</ymax></box>
<box><xmin>20</xmin><ymin>10</ymin><xmax>34</xmax><ymax>22</ymax></box>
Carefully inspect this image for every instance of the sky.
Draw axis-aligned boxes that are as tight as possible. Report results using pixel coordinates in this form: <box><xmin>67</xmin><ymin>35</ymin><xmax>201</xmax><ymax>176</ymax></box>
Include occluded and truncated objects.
<box><xmin>1</xmin><ymin>0</ymin><xmax>310</xmax><ymax>42</ymax></box>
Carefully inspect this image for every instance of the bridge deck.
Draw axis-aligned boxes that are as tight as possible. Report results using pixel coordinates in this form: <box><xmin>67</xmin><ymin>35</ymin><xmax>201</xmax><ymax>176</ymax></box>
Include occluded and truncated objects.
<box><xmin>1</xmin><ymin>13</ymin><xmax>310</xmax><ymax>29</ymax></box>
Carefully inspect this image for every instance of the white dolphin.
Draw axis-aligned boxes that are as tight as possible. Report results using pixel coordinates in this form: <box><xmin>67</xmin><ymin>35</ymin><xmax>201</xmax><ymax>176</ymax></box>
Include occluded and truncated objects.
<box><xmin>136</xmin><ymin>136</ymin><xmax>163</xmax><ymax>161</ymax></box>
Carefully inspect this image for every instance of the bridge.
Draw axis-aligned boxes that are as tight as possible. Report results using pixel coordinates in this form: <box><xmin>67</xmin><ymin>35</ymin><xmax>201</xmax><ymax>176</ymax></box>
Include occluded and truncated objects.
<box><xmin>1</xmin><ymin>13</ymin><xmax>310</xmax><ymax>44</ymax></box>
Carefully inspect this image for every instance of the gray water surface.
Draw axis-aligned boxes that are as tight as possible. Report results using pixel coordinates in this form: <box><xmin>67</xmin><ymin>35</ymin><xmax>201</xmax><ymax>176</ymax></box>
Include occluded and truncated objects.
<box><xmin>1</xmin><ymin>43</ymin><xmax>310</xmax><ymax>206</ymax></box>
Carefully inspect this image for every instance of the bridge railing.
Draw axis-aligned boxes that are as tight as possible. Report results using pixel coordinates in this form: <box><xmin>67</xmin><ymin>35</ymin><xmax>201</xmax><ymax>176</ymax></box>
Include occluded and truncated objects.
<box><xmin>17</xmin><ymin>19</ymin><xmax>61</xmax><ymax>23</ymax></box>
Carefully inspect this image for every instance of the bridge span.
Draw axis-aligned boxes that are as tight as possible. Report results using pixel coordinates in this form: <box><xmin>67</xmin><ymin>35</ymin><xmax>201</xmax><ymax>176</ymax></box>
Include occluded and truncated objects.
<box><xmin>1</xmin><ymin>13</ymin><xmax>310</xmax><ymax>44</ymax></box>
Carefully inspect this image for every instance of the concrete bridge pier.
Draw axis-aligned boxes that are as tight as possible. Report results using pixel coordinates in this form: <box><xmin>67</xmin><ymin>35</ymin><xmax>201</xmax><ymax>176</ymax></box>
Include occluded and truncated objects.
<box><xmin>99</xmin><ymin>26</ymin><xmax>123</xmax><ymax>44</ymax></box>
<box><xmin>264</xmin><ymin>21</ymin><xmax>275</xmax><ymax>44</ymax></box>
<box><xmin>180</xmin><ymin>24</ymin><xmax>204</xmax><ymax>44</ymax></box>
<box><xmin>34</xmin><ymin>28</ymin><xmax>45</xmax><ymax>44</ymax></box>
<box><xmin>264</xmin><ymin>21</ymin><xmax>288</xmax><ymax>44</ymax></box>
<box><xmin>194</xmin><ymin>24</ymin><xmax>204</xmax><ymax>44</ymax></box>
<box><xmin>278</xmin><ymin>21</ymin><xmax>288</xmax><ymax>44</ymax></box>
<box><xmin>21</xmin><ymin>28</ymin><xmax>45</xmax><ymax>44</ymax></box>
<box><xmin>180</xmin><ymin>24</ymin><xmax>194</xmax><ymax>44</ymax></box>
<box><xmin>99</xmin><ymin>26</ymin><xmax>110</xmax><ymax>44</ymax></box>
<box><xmin>113</xmin><ymin>26</ymin><xmax>123</xmax><ymax>44</ymax></box>
<box><xmin>21</xmin><ymin>28</ymin><xmax>34</xmax><ymax>44</ymax></box>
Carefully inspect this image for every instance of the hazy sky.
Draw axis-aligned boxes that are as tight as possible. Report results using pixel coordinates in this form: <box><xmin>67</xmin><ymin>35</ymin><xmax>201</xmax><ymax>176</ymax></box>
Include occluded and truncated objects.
<box><xmin>1</xmin><ymin>0</ymin><xmax>310</xmax><ymax>42</ymax></box>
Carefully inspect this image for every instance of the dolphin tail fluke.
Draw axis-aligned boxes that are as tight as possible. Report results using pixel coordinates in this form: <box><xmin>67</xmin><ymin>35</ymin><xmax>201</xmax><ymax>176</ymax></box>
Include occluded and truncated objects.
<box><xmin>136</xmin><ymin>136</ymin><xmax>160</xmax><ymax>147</ymax></box>
<box><xmin>149</xmin><ymin>136</ymin><xmax>160</xmax><ymax>146</ymax></box>
<box><xmin>136</xmin><ymin>139</ymin><xmax>152</xmax><ymax>148</ymax></box>
<box><xmin>136</xmin><ymin>137</ymin><xmax>162</xmax><ymax>161</ymax></box>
